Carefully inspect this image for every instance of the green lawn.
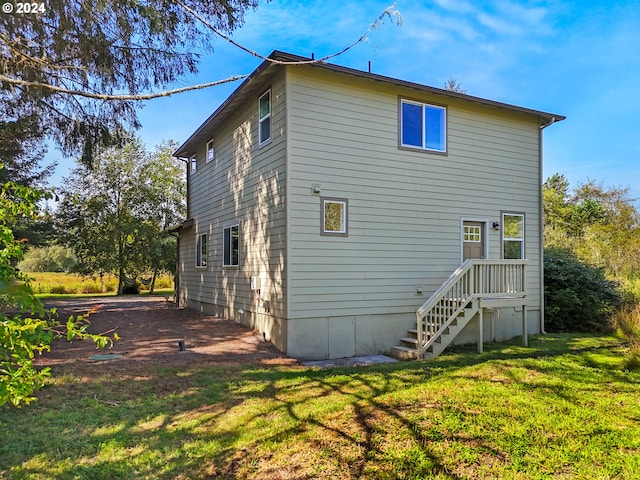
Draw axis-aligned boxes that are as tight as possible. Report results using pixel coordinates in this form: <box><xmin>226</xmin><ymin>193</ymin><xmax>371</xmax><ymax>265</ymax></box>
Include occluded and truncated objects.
<box><xmin>1</xmin><ymin>334</ymin><xmax>639</xmax><ymax>479</ymax></box>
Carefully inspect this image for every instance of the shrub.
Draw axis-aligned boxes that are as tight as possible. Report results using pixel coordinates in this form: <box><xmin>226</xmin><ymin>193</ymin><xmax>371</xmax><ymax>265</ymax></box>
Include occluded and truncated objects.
<box><xmin>611</xmin><ymin>303</ymin><xmax>640</xmax><ymax>370</ymax></box>
<box><xmin>49</xmin><ymin>284</ymin><xmax>68</xmax><ymax>295</ymax></box>
<box><xmin>121</xmin><ymin>282</ymin><xmax>140</xmax><ymax>295</ymax></box>
<box><xmin>619</xmin><ymin>278</ymin><xmax>640</xmax><ymax>305</ymax></box>
<box><xmin>28</xmin><ymin>273</ymin><xmax>119</xmax><ymax>294</ymax></box>
<box><xmin>544</xmin><ymin>247</ymin><xmax>621</xmax><ymax>332</ymax></box>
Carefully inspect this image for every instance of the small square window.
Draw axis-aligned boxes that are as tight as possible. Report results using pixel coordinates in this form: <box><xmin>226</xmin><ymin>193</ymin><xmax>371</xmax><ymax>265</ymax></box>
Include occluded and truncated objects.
<box><xmin>259</xmin><ymin>90</ymin><xmax>271</xmax><ymax>145</ymax></box>
<box><xmin>206</xmin><ymin>139</ymin><xmax>215</xmax><ymax>163</ymax></box>
<box><xmin>400</xmin><ymin>99</ymin><xmax>447</xmax><ymax>152</ymax></box>
<box><xmin>196</xmin><ymin>233</ymin><xmax>207</xmax><ymax>267</ymax></box>
<box><xmin>321</xmin><ymin>198</ymin><xmax>348</xmax><ymax>236</ymax></box>
<box><xmin>223</xmin><ymin>224</ymin><xmax>239</xmax><ymax>266</ymax></box>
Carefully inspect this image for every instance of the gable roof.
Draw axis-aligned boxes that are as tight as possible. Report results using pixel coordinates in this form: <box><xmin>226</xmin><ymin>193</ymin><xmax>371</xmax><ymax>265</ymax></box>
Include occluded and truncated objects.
<box><xmin>174</xmin><ymin>50</ymin><xmax>565</xmax><ymax>157</ymax></box>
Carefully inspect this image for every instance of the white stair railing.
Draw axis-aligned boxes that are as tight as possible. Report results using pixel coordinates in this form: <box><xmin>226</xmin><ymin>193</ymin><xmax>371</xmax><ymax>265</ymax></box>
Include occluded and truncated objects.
<box><xmin>416</xmin><ymin>260</ymin><xmax>527</xmax><ymax>358</ymax></box>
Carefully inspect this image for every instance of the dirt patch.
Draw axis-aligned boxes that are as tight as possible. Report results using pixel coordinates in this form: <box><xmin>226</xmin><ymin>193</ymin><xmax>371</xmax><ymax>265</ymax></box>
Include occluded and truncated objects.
<box><xmin>34</xmin><ymin>296</ymin><xmax>297</xmax><ymax>376</ymax></box>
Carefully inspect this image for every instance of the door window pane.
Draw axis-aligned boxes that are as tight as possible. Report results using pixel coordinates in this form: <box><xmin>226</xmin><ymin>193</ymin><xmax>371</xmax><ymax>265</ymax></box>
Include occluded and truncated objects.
<box><xmin>464</xmin><ymin>225</ymin><xmax>481</xmax><ymax>242</ymax></box>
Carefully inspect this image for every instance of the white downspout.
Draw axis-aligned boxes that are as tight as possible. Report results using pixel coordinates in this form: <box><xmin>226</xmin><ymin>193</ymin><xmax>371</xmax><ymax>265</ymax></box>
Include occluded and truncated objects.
<box><xmin>538</xmin><ymin>117</ymin><xmax>556</xmax><ymax>334</ymax></box>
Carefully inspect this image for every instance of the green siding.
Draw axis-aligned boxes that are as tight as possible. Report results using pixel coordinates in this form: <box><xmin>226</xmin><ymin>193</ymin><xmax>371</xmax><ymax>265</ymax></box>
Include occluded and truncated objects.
<box><xmin>177</xmin><ymin>69</ymin><xmax>288</xmax><ymax>341</ymax></box>
<box><xmin>177</xmin><ymin>61</ymin><xmax>550</xmax><ymax>359</ymax></box>
<box><xmin>285</xmin><ymin>66</ymin><xmax>542</xmax><ymax>324</ymax></box>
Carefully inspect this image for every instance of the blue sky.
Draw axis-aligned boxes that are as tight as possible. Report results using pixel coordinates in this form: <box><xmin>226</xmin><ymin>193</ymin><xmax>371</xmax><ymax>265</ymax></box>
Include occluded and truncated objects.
<box><xmin>48</xmin><ymin>0</ymin><xmax>640</xmax><ymax>200</ymax></box>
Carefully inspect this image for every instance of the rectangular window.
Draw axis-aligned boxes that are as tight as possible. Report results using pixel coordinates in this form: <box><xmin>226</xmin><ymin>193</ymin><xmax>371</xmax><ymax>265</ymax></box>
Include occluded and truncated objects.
<box><xmin>400</xmin><ymin>99</ymin><xmax>446</xmax><ymax>152</ymax></box>
<box><xmin>321</xmin><ymin>198</ymin><xmax>348</xmax><ymax>236</ymax></box>
<box><xmin>502</xmin><ymin>213</ymin><xmax>525</xmax><ymax>259</ymax></box>
<box><xmin>464</xmin><ymin>225</ymin><xmax>482</xmax><ymax>242</ymax></box>
<box><xmin>190</xmin><ymin>154</ymin><xmax>197</xmax><ymax>174</ymax></box>
<box><xmin>223</xmin><ymin>224</ymin><xmax>239</xmax><ymax>266</ymax></box>
<box><xmin>206</xmin><ymin>139</ymin><xmax>215</xmax><ymax>163</ymax></box>
<box><xmin>196</xmin><ymin>233</ymin><xmax>207</xmax><ymax>267</ymax></box>
<box><xmin>259</xmin><ymin>90</ymin><xmax>271</xmax><ymax>145</ymax></box>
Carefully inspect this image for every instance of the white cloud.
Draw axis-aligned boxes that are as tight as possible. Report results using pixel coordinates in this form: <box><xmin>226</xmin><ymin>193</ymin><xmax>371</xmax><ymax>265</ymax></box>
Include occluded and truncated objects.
<box><xmin>403</xmin><ymin>9</ymin><xmax>481</xmax><ymax>45</ymax></box>
<box><xmin>432</xmin><ymin>0</ymin><xmax>476</xmax><ymax>14</ymax></box>
<box><xmin>475</xmin><ymin>1</ymin><xmax>554</xmax><ymax>37</ymax></box>
<box><xmin>498</xmin><ymin>1</ymin><xmax>548</xmax><ymax>26</ymax></box>
<box><xmin>477</xmin><ymin>11</ymin><xmax>523</xmax><ymax>35</ymax></box>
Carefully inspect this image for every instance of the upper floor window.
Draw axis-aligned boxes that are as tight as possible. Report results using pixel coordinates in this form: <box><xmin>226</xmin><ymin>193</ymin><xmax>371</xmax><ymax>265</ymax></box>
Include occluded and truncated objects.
<box><xmin>206</xmin><ymin>139</ymin><xmax>215</xmax><ymax>163</ymax></box>
<box><xmin>259</xmin><ymin>90</ymin><xmax>271</xmax><ymax>146</ymax></box>
<box><xmin>190</xmin><ymin>154</ymin><xmax>197</xmax><ymax>174</ymax></box>
<box><xmin>223</xmin><ymin>224</ymin><xmax>239</xmax><ymax>266</ymax></box>
<box><xmin>196</xmin><ymin>233</ymin><xmax>207</xmax><ymax>267</ymax></box>
<box><xmin>502</xmin><ymin>213</ymin><xmax>525</xmax><ymax>259</ymax></box>
<box><xmin>400</xmin><ymin>99</ymin><xmax>446</xmax><ymax>153</ymax></box>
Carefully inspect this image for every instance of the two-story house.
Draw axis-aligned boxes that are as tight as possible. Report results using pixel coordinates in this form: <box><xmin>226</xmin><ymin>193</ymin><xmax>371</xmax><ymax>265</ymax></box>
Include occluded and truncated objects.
<box><xmin>171</xmin><ymin>50</ymin><xmax>564</xmax><ymax>361</ymax></box>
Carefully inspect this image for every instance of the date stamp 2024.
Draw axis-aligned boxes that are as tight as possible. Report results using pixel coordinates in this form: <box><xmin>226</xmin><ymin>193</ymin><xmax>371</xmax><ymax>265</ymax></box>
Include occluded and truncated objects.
<box><xmin>2</xmin><ymin>2</ymin><xmax>46</xmax><ymax>14</ymax></box>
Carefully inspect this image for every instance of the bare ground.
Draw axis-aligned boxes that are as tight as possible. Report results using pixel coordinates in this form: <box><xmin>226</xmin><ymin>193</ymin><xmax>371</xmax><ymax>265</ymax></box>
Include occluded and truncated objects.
<box><xmin>33</xmin><ymin>296</ymin><xmax>298</xmax><ymax>376</ymax></box>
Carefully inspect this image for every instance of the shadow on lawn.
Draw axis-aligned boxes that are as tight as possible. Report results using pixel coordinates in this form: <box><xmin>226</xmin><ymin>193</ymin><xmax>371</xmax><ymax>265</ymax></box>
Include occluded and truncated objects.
<box><xmin>227</xmin><ymin>334</ymin><xmax>634</xmax><ymax>479</ymax></box>
<box><xmin>2</xmin><ymin>334</ymin><xmax>637</xmax><ymax>479</ymax></box>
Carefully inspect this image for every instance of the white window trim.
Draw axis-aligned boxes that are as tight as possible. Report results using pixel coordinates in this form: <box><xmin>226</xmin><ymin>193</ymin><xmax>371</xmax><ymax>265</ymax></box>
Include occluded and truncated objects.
<box><xmin>190</xmin><ymin>154</ymin><xmax>197</xmax><ymax>174</ymax></box>
<box><xmin>196</xmin><ymin>232</ymin><xmax>207</xmax><ymax>268</ymax></box>
<box><xmin>206</xmin><ymin>139</ymin><xmax>215</xmax><ymax>164</ymax></box>
<box><xmin>399</xmin><ymin>98</ymin><xmax>447</xmax><ymax>153</ymax></box>
<box><xmin>321</xmin><ymin>197</ymin><xmax>348</xmax><ymax>237</ymax></box>
<box><xmin>223</xmin><ymin>223</ymin><xmax>240</xmax><ymax>267</ymax></box>
<box><xmin>258</xmin><ymin>89</ymin><xmax>272</xmax><ymax>146</ymax></box>
<box><xmin>502</xmin><ymin>212</ymin><xmax>525</xmax><ymax>259</ymax></box>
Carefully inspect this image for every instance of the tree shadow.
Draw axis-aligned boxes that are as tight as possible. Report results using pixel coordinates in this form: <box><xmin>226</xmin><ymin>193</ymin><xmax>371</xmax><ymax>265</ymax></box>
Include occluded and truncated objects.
<box><xmin>2</xmin><ymin>333</ymin><xmax>638</xmax><ymax>479</ymax></box>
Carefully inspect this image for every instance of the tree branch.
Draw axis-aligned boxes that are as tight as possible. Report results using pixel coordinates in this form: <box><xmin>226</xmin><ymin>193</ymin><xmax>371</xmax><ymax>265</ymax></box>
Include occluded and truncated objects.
<box><xmin>0</xmin><ymin>4</ymin><xmax>401</xmax><ymax>101</ymax></box>
<box><xmin>0</xmin><ymin>74</ymin><xmax>248</xmax><ymax>100</ymax></box>
<box><xmin>175</xmin><ymin>1</ymin><xmax>402</xmax><ymax>65</ymax></box>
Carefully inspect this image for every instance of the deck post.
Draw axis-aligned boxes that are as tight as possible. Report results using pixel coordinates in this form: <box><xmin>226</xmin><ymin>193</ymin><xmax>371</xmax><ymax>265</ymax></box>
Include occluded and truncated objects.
<box><xmin>478</xmin><ymin>306</ymin><xmax>484</xmax><ymax>353</ymax></box>
<box><xmin>416</xmin><ymin>311</ymin><xmax>423</xmax><ymax>359</ymax></box>
<box><xmin>490</xmin><ymin>309</ymin><xmax>495</xmax><ymax>342</ymax></box>
<box><xmin>522</xmin><ymin>303</ymin><xmax>528</xmax><ymax>347</ymax></box>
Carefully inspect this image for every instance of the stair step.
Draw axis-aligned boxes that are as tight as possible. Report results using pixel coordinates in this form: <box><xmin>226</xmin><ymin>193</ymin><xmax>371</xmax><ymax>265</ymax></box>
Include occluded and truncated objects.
<box><xmin>422</xmin><ymin>317</ymin><xmax>459</xmax><ymax>326</ymax></box>
<box><xmin>400</xmin><ymin>337</ymin><xmax>418</xmax><ymax>348</ymax></box>
<box><xmin>413</xmin><ymin>321</ymin><xmax>459</xmax><ymax>334</ymax></box>
<box><xmin>390</xmin><ymin>345</ymin><xmax>418</xmax><ymax>360</ymax></box>
<box><xmin>407</xmin><ymin>329</ymin><xmax>432</xmax><ymax>339</ymax></box>
<box><xmin>424</xmin><ymin>313</ymin><xmax>455</xmax><ymax>319</ymax></box>
<box><xmin>401</xmin><ymin>292</ymin><xmax>480</xmax><ymax>360</ymax></box>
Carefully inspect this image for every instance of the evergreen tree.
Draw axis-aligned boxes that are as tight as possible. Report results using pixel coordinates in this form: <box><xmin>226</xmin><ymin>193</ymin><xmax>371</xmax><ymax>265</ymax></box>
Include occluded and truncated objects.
<box><xmin>0</xmin><ymin>0</ymin><xmax>261</xmax><ymax>166</ymax></box>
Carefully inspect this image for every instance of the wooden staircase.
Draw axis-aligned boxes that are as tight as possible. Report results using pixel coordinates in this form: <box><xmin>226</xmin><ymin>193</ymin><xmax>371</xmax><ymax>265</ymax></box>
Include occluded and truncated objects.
<box><xmin>391</xmin><ymin>298</ymin><xmax>480</xmax><ymax>359</ymax></box>
<box><xmin>391</xmin><ymin>259</ymin><xmax>528</xmax><ymax>360</ymax></box>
